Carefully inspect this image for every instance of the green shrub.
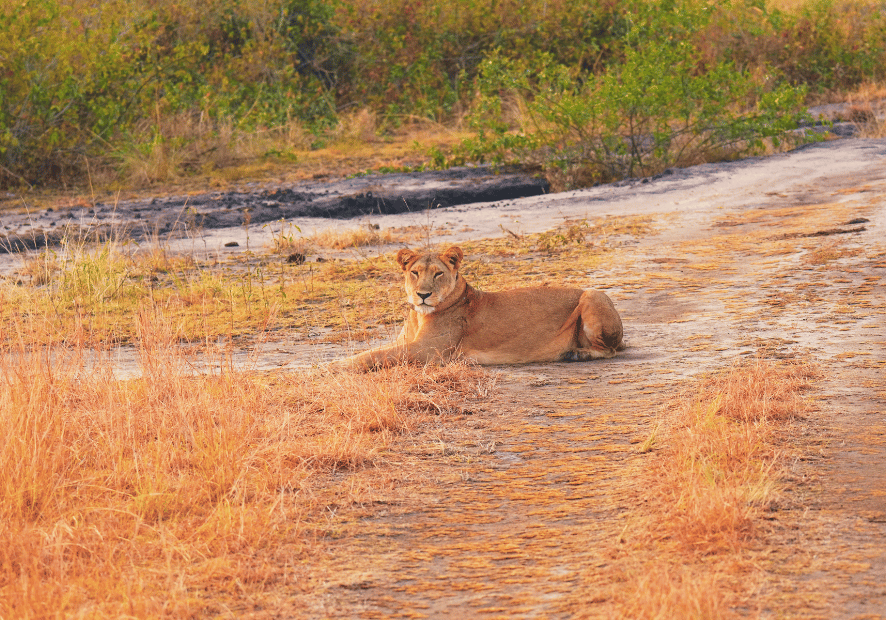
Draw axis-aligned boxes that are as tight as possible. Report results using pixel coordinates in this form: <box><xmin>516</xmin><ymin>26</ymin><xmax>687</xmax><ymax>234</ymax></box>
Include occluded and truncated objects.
<box><xmin>0</xmin><ymin>0</ymin><xmax>883</xmax><ymax>189</ymax></box>
<box><xmin>0</xmin><ymin>0</ymin><xmax>340</xmax><ymax>188</ymax></box>
<box><xmin>332</xmin><ymin>0</ymin><xmax>635</xmax><ymax>121</ymax></box>
<box><xmin>775</xmin><ymin>0</ymin><xmax>886</xmax><ymax>91</ymax></box>
<box><xmin>701</xmin><ymin>0</ymin><xmax>886</xmax><ymax>93</ymax></box>
<box><xmin>449</xmin><ymin>2</ymin><xmax>816</xmax><ymax>187</ymax></box>
<box><xmin>0</xmin><ymin>1</ymin><xmax>132</xmax><ymax>184</ymax></box>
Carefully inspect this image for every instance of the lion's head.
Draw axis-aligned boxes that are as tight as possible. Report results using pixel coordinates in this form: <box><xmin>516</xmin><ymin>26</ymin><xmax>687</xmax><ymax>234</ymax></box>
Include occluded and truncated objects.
<box><xmin>395</xmin><ymin>247</ymin><xmax>463</xmax><ymax>315</ymax></box>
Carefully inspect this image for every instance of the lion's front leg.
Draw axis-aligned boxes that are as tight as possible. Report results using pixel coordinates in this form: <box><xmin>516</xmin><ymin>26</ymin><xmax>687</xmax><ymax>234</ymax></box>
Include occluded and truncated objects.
<box><xmin>338</xmin><ymin>338</ymin><xmax>455</xmax><ymax>371</ymax></box>
<box><xmin>339</xmin><ymin>323</ymin><xmax>413</xmax><ymax>370</ymax></box>
<box><xmin>333</xmin><ymin>311</ymin><xmax>459</xmax><ymax>371</ymax></box>
<box><xmin>341</xmin><ymin>343</ymin><xmax>411</xmax><ymax>371</ymax></box>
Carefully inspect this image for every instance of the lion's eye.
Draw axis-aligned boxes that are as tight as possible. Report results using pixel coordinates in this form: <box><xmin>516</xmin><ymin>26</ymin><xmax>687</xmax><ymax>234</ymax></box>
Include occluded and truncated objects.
<box><xmin>433</xmin><ymin>272</ymin><xmax>442</xmax><ymax>279</ymax></box>
<box><xmin>411</xmin><ymin>270</ymin><xmax>419</xmax><ymax>277</ymax></box>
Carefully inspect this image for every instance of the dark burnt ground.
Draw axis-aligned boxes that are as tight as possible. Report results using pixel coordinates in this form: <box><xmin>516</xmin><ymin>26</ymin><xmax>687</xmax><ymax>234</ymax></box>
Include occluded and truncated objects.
<box><xmin>0</xmin><ymin>166</ymin><xmax>548</xmax><ymax>252</ymax></box>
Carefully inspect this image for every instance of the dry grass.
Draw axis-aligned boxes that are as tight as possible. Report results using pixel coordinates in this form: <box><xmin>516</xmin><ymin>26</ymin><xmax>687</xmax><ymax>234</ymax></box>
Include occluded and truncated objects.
<box><xmin>116</xmin><ymin>113</ymin><xmax>316</xmax><ymax>188</ymax></box>
<box><xmin>0</xmin><ymin>311</ymin><xmax>490</xmax><ymax>617</ymax></box>
<box><xmin>0</xmin><ymin>111</ymin><xmax>465</xmax><ymax>204</ymax></box>
<box><xmin>266</xmin><ymin>221</ymin><xmax>312</xmax><ymax>255</ymax></box>
<box><xmin>91</xmin><ymin>114</ymin><xmax>468</xmax><ymax>196</ymax></box>
<box><xmin>313</xmin><ymin>222</ymin><xmax>403</xmax><ymax>250</ymax></box>
<box><xmin>310</xmin><ymin>220</ymin><xmax>440</xmax><ymax>251</ymax></box>
<box><xmin>619</xmin><ymin>566</ymin><xmax>729</xmax><ymax>620</ymax></box>
<box><xmin>617</xmin><ymin>357</ymin><xmax>819</xmax><ymax>618</ymax></box>
<box><xmin>15</xmin><ymin>249</ymin><xmax>65</xmax><ymax>287</ymax></box>
<box><xmin>328</xmin><ymin>108</ymin><xmax>381</xmax><ymax>145</ymax></box>
<box><xmin>3</xmin><ymin>235</ymin><xmax>405</xmax><ymax>345</ymax></box>
<box><xmin>810</xmin><ymin>82</ymin><xmax>886</xmax><ymax>136</ymax></box>
<box><xmin>653</xmin><ymin>360</ymin><xmax>815</xmax><ymax>550</ymax></box>
<box><xmin>534</xmin><ymin>215</ymin><xmax>656</xmax><ymax>252</ymax></box>
<box><xmin>268</xmin><ymin>222</ymin><xmax>443</xmax><ymax>255</ymax></box>
<box><xmin>851</xmin><ymin>100</ymin><xmax>886</xmax><ymax>139</ymax></box>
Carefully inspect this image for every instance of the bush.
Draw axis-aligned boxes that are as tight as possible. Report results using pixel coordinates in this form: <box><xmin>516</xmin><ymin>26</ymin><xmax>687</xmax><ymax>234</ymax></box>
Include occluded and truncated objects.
<box><xmin>450</xmin><ymin>2</ymin><xmax>816</xmax><ymax>187</ymax></box>
<box><xmin>0</xmin><ymin>0</ymin><xmax>883</xmax><ymax>189</ymax></box>
<box><xmin>0</xmin><ymin>1</ymin><xmax>133</xmax><ymax>184</ymax></box>
<box><xmin>699</xmin><ymin>0</ymin><xmax>886</xmax><ymax>93</ymax></box>
<box><xmin>0</xmin><ymin>0</ymin><xmax>340</xmax><ymax>188</ymax></box>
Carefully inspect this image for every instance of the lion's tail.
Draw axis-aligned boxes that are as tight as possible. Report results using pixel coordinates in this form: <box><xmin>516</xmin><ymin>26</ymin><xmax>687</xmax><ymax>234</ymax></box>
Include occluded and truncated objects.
<box><xmin>556</xmin><ymin>304</ymin><xmax>583</xmax><ymax>338</ymax></box>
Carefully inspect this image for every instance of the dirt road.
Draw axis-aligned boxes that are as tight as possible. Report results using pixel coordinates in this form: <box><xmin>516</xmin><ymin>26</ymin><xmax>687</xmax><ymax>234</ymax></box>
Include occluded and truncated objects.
<box><xmin>297</xmin><ymin>140</ymin><xmax>885</xmax><ymax>618</ymax></box>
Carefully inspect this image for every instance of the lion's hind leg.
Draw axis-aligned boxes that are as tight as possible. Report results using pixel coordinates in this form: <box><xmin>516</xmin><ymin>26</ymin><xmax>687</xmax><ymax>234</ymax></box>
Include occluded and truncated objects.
<box><xmin>575</xmin><ymin>290</ymin><xmax>625</xmax><ymax>357</ymax></box>
<box><xmin>562</xmin><ymin>346</ymin><xmax>617</xmax><ymax>362</ymax></box>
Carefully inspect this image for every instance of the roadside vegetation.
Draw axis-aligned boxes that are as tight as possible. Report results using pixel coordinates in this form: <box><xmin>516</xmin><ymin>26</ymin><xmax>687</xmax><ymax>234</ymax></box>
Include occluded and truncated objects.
<box><xmin>0</xmin><ymin>311</ymin><xmax>492</xmax><ymax>616</ymax></box>
<box><xmin>2</xmin><ymin>0</ymin><xmax>885</xmax><ymax>193</ymax></box>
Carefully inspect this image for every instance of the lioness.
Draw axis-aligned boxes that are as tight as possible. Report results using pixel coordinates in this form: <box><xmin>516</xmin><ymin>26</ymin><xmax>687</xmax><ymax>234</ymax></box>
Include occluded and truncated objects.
<box><xmin>341</xmin><ymin>246</ymin><xmax>625</xmax><ymax>370</ymax></box>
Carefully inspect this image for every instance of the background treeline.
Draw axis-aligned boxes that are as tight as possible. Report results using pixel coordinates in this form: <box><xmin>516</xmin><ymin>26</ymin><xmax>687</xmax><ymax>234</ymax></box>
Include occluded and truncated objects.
<box><xmin>1</xmin><ymin>0</ymin><xmax>884</xmax><ymax>189</ymax></box>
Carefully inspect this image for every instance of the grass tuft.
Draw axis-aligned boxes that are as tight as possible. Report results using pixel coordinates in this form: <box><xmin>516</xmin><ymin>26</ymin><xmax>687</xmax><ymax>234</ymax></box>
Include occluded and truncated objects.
<box><xmin>313</xmin><ymin>223</ymin><xmax>400</xmax><ymax>250</ymax></box>
<box><xmin>619</xmin><ymin>565</ymin><xmax>729</xmax><ymax>620</ymax></box>
<box><xmin>617</xmin><ymin>357</ymin><xmax>819</xmax><ymax>617</ymax></box>
<box><xmin>653</xmin><ymin>358</ymin><xmax>817</xmax><ymax>550</ymax></box>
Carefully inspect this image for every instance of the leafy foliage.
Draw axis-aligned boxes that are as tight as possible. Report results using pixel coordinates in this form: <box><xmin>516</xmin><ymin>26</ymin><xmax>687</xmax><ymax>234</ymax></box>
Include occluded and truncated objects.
<box><xmin>0</xmin><ymin>0</ymin><xmax>884</xmax><ymax>188</ymax></box>
<box><xmin>451</xmin><ymin>4</ymin><xmax>816</xmax><ymax>186</ymax></box>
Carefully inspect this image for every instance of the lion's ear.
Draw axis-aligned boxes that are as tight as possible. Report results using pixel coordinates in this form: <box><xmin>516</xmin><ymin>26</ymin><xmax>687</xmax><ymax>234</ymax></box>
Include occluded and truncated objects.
<box><xmin>396</xmin><ymin>248</ymin><xmax>418</xmax><ymax>271</ymax></box>
<box><xmin>440</xmin><ymin>246</ymin><xmax>463</xmax><ymax>270</ymax></box>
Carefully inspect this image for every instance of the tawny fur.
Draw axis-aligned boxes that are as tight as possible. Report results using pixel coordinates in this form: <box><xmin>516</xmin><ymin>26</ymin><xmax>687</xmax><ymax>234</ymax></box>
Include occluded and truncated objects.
<box><xmin>341</xmin><ymin>246</ymin><xmax>625</xmax><ymax>370</ymax></box>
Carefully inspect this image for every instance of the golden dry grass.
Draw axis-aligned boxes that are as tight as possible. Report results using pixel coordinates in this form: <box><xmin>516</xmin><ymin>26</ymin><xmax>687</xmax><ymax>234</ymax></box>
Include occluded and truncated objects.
<box><xmin>619</xmin><ymin>566</ymin><xmax>729</xmax><ymax>620</ymax></box>
<box><xmin>312</xmin><ymin>223</ymin><xmax>404</xmax><ymax>250</ymax></box>
<box><xmin>83</xmin><ymin>115</ymin><xmax>469</xmax><ymax>198</ymax></box>
<box><xmin>851</xmin><ymin>99</ymin><xmax>886</xmax><ymax>139</ymax></box>
<box><xmin>3</xmin><ymin>237</ymin><xmax>402</xmax><ymax>345</ymax></box>
<box><xmin>617</xmin><ymin>357</ymin><xmax>819</xmax><ymax>618</ymax></box>
<box><xmin>0</xmin><ymin>310</ymin><xmax>490</xmax><ymax>617</ymax></box>
<box><xmin>116</xmin><ymin>109</ymin><xmax>387</xmax><ymax>189</ymax></box>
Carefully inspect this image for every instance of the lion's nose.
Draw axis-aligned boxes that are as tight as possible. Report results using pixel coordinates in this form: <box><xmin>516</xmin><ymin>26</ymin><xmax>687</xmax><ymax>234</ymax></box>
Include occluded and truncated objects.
<box><xmin>417</xmin><ymin>292</ymin><xmax>432</xmax><ymax>301</ymax></box>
